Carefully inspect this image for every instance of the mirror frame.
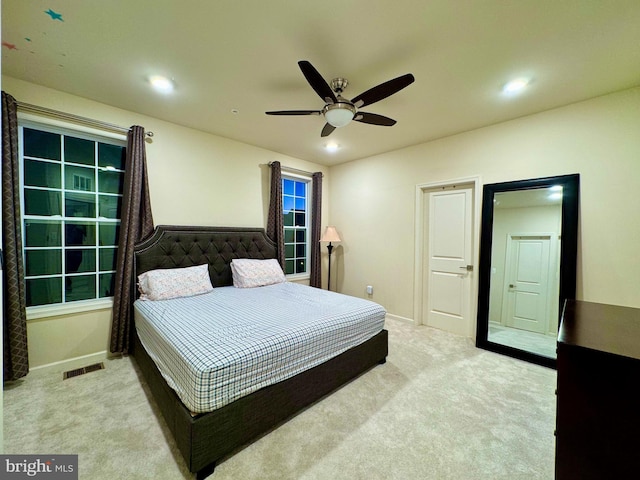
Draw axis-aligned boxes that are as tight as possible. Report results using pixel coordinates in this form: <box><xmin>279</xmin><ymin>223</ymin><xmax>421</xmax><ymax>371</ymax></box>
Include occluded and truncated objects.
<box><xmin>475</xmin><ymin>174</ymin><xmax>580</xmax><ymax>368</ymax></box>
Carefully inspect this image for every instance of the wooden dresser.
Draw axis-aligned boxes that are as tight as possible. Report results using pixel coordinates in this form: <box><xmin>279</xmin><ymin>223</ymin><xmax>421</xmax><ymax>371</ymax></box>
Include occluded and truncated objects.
<box><xmin>556</xmin><ymin>300</ymin><xmax>640</xmax><ymax>480</ymax></box>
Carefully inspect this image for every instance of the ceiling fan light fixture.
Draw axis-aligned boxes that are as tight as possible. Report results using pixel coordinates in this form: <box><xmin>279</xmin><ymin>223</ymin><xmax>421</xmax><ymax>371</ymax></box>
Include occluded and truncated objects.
<box><xmin>324</xmin><ymin>102</ymin><xmax>356</xmax><ymax>127</ymax></box>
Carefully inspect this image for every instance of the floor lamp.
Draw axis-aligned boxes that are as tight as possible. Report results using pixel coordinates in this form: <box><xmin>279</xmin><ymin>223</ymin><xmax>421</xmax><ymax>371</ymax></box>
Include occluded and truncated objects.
<box><xmin>321</xmin><ymin>226</ymin><xmax>341</xmax><ymax>291</ymax></box>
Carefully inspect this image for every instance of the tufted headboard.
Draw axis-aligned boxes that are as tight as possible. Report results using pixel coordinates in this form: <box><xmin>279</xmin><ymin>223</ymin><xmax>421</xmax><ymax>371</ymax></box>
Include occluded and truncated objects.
<box><xmin>133</xmin><ymin>225</ymin><xmax>278</xmax><ymax>291</ymax></box>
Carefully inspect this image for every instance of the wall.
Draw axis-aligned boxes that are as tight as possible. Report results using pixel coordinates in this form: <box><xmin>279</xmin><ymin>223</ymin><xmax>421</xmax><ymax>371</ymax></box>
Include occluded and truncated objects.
<box><xmin>329</xmin><ymin>87</ymin><xmax>640</xmax><ymax>332</ymax></box>
<box><xmin>3</xmin><ymin>76</ymin><xmax>330</xmax><ymax>369</ymax></box>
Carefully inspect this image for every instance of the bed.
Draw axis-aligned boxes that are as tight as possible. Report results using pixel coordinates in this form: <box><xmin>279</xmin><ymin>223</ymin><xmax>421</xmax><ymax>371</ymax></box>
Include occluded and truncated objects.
<box><xmin>130</xmin><ymin>225</ymin><xmax>389</xmax><ymax>478</ymax></box>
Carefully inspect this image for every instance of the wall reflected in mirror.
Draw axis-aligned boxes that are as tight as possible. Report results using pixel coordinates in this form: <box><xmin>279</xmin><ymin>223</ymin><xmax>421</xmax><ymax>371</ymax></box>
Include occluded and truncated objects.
<box><xmin>476</xmin><ymin>174</ymin><xmax>579</xmax><ymax>368</ymax></box>
<box><xmin>487</xmin><ymin>187</ymin><xmax>562</xmax><ymax>359</ymax></box>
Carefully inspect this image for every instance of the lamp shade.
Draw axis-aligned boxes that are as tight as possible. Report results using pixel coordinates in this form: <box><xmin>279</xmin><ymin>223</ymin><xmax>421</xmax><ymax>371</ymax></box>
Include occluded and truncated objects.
<box><xmin>321</xmin><ymin>226</ymin><xmax>341</xmax><ymax>243</ymax></box>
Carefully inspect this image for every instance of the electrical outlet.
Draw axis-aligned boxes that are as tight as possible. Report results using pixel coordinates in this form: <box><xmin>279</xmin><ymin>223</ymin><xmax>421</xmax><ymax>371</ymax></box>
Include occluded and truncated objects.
<box><xmin>366</xmin><ymin>285</ymin><xmax>373</xmax><ymax>295</ymax></box>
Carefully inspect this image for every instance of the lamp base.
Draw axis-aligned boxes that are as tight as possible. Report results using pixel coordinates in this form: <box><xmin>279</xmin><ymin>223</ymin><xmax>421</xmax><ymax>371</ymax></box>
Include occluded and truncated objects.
<box><xmin>326</xmin><ymin>242</ymin><xmax>334</xmax><ymax>291</ymax></box>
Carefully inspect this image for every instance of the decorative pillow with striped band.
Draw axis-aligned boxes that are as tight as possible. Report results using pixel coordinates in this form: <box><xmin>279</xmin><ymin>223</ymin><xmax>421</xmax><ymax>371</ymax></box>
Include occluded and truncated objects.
<box><xmin>138</xmin><ymin>264</ymin><xmax>214</xmax><ymax>301</ymax></box>
<box><xmin>231</xmin><ymin>258</ymin><xmax>286</xmax><ymax>288</ymax></box>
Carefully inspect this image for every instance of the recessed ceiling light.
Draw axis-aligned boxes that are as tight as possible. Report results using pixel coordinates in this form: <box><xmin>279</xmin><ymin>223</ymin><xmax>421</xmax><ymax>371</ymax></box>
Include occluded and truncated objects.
<box><xmin>149</xmin><ymin>75</ymin><xmax>174</xmax><ymax>94</ymax></box>
<box><xmin>325</xmin><ymin>142</ymin><xmax>339</xmax><ymax>153</ymax></box>
<box><xmin>548</xmin><ymin>192</ymin><xmax>563</xmax><ymax>201</ymax></box>
<box><xmin>502</xmin><ymin>77</ymin><xmax>530</xmax><ymax>95</ymax></box>
<box><xmin>548</xmin><ymin>185</ymin><xmax>563</xmax><ymax>200</ymax></box>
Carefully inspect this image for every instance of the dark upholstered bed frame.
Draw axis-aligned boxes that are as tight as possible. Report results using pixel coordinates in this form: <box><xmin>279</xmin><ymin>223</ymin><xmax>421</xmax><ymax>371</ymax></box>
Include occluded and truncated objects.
<box><xmin>131</xmin><ymin>225</ymin><xmax>388</xmax><ymax>478</ymax></box>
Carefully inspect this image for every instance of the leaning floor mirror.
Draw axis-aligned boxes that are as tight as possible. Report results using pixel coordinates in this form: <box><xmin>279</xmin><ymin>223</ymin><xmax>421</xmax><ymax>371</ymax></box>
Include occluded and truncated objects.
<box><xmin>476</xmin><ymin>174</ymin><xmax>579</xmax><ymax>368</ymax></box>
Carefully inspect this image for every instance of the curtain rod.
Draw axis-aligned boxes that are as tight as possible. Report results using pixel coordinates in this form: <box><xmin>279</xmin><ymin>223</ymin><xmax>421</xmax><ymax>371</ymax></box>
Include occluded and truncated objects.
<box><xmin>16</xmin><ymin>101</ymin><xmax>154</xmax><ymax>137</ymax></box>
<box><xmin>268</xmin><ymin>162</ymin><xmax>322</xmax><ymax>177</ymax></box>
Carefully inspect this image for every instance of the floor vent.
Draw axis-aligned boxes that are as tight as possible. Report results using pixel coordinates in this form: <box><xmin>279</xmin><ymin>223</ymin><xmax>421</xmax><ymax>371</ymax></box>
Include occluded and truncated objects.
<box><xmin>63</xmin><ymin>362</ymin><xmax>105</xmax><ymax>380</ymax></box>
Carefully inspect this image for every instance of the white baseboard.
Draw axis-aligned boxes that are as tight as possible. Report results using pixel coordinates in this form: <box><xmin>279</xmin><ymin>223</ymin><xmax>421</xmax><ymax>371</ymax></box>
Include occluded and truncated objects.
<box><xmin>385</xmin><ymin>313</ymin><xmax>416</xmax><ymax>325</ymax></box>
<box><xmin>30</xmin><ymin>350</ymin><xmax>110</xmax><ymax>375</ymax></box>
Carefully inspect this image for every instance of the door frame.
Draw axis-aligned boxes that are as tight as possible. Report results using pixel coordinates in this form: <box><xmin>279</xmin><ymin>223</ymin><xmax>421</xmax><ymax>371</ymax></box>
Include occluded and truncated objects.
<box><xmin>414</xmin><ymin>176</ymin><xmax>481</xmax><ymax>337</ymax></box>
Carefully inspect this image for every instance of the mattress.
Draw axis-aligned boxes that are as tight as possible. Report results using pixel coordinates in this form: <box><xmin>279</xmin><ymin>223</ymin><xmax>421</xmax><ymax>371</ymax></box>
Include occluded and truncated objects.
<box><xmin>134</xmin><ymin>281</ymin><xmax>386</xmax><ymax>413</ymax></box>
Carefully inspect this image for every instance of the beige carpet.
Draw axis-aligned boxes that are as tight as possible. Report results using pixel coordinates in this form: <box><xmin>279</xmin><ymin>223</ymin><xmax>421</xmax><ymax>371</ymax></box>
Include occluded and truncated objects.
<box><xmin>4</xmin><ymin>318</ymin><xmax>557</xmax><ymax>479</ymax></box>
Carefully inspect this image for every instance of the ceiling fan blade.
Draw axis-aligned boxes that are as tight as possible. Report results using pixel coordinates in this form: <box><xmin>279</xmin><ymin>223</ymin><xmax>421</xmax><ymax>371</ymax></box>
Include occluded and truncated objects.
<box><xmin>321</xmin><ymin>123</ymin><xmax>336</xmax><ymax>137</ymax></box>
<box><xmin>265</xmin><ymin>110</ymin><xmax>322</xmax><ymax>115</ymax></box>
<box><xmin>353</xmin><ymin>112</ymin><xmax>397</xmax><ymax>126</ymax></box>
<box><xmin>351</xmin><ymin>73</ymin><xmax>415</xmax><ymax>108</ymax></box>
<box><xmin>298</xmin><ymin>60</ymin><xmax>337</xmax><ymax>103</ymax></box>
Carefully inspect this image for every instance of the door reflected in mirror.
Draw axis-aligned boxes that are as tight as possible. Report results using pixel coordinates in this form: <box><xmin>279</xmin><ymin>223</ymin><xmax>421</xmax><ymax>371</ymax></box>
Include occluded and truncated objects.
<box><xmin>476</xmin><ymin>174</ymin><xmax>579</xmax><ymax>368</ymax></box>
<box><xmin>487</xmin><ymin>187</ymin><xmax>562</xmax><ymax>359</ymax></box>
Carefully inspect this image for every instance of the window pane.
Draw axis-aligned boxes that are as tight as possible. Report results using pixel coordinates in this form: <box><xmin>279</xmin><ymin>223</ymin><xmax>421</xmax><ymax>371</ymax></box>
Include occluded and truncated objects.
<box><xmin>66</xmin><ymin>248</ymin><xmax>96</xmax><ymax>274</ymax></box>
<box><xmin>295</xmin><ymin>212</ymin><xmax>305</xmax><ymax>226</ymax></box>
<box><xmin>26</xmin><ymin>277</ymin><xmax>62</xmax><ymax>307</ymax></box>
<box><xmin>295</xmin><ymin>230</ymin><xmax>306</xmax><ymax>243</ymax></box>
<box><xmin>99</xmin><ymin>273</ymin><xmax>115</xmax><ymax>298</ymax></box>
<box><xmin>296</xmin><ymin>244</ymin><xmax>306</xmax><ymax>258</ymax></box>
<box><xmin>283</xmin><ymin>179</ymin><xmax>294</xmax><ymax>195</ymax></box>
<box><xmin>99</xmin><ymin>223</ymin><xmax>120</xmax><ymax>246</ymax></box>
<box><xmin>99</xmin><ymin>195</ymin><xmax>122</xmax><ymax>219</ymax></box>
<box><xmin>65</xmin><ymin>222</ymin><xmax>96</xmax><ymax>246</ymax></box>
<box><xmin>284</xmin><ymin>229</ymin><xmax>294</xmax><ymax>243</ymax></box>
<box><xmin>295</xmin><ymin>181</ymin><xmax>305</xmax><ymax>197</ymax></box>
<box><xmin>23</xmin><ymin>128</ymin><xmax>61</xmax><ymax>160</ymax></box>
<box><xmin>65</xmin><ymin>192</ymin><xmax>96</xmax><ymax>217</ymax></box>
<box><xmin>65</xmin><ymin>136</ymin><xmax>95</xmax><ymax>165</ymax></box>
<box><xmin>99</xmin><ymin>248</ymin><xmax>117</xmax><ymax>271</ymax></box>
<box><xmin>285</xmin><ymin>244</ymin><xmax>294</xmax><ymax>258</ymax></box>
<box><xmin>24</xmin><ymin>159</ymin><xmax>61</xmax><ymax>188</ymax></box>
<box><xmin>66</xmin><ymin>274</ymin><xmax>96</xmax><ymax>302</ymax></box>
<box><xmin>25</xmin><ymin>249</ymin><xmax>62</xmax><ymax>276</ymax></box>
<box><xmin>285</xmin><ymin>260</ymin><xmax>295</xmax><ymax>275</ymax></box>
<box><xmin>295</xmin><ymin>197</ymin><xmax>306</xmax><ymax>211</ymax></box>
<box><xmin>24</xmin><ymin>189</ymin><xmax>62</xmax><ymax>216</ymax></box>
<box><xmin>99</xmin><ymin>170</ymin><xmax>124</xmax><ymax>194</ymax></box>
<box><xmin>65</xmin><ymin>165</ymin><xmax>95</xmax><ymax>192</ymax></box>
<box><xmin>284</xmin><ymin>211</ymin><xmax>294</xmax><ymax>227</ymax></box>
<box><xmin>24</xmin><ymin>220</ymin><xmax>62</xmax><ymax>247</ymax></box>
<box><xmin>295</xmin><ymin>259</ymin><xmax>306</xmax><ymax>274</ymax></box>
<box><xmin>98</xmin><ymin>143</ymin><xmax>125</xmax><ymax>170</ymax></box>
<box><xmin>283</xmin><ymin>195</ymin><xmax>294</xmax><ymax>213</ymax></box>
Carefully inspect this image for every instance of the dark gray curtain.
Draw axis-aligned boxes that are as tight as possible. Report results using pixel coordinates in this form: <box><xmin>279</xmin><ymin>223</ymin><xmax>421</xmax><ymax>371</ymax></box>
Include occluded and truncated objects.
<box><xmin>266</xmin><ymin>161</ymin><xmax>285</xmax><ymax>268</ymax></box>
<box><xmin>309</xmin><ymin>172</ymin><xmax>323</xmax><ymax>288</ymax></box>
<box><xmin>110</xmin><ymin>126</ymin><xmax>154</xmax><ymax>354</ymax></box>
<box><xmin>2</xmin><ymin>91</ymin><xmax>29</xmax><ymax>381</ymax></box>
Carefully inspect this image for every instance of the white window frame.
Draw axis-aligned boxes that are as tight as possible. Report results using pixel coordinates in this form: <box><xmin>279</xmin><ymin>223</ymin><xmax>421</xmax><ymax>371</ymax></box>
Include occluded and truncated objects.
<box><xmin>282</xmin><ymin>172</ymin><xmax>312</xmax><ymax>281</ymax></box>
<box><xmin>18</xmin><ymin>120</ymin><xmax>127</xmax><ymax>320</ymax></box>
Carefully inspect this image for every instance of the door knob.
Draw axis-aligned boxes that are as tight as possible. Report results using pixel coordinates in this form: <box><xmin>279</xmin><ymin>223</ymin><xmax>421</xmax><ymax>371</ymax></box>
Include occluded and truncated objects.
<box><xmin>459</xmin><ymin>265</ymin><xmax>473</xmax><ymax>271</ymax></box>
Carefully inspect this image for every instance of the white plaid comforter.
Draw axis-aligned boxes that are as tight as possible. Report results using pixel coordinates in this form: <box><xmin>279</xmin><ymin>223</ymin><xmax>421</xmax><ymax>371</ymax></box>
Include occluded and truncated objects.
<box><xmin>134</xmin><ymin>282</ymin><xmax>386</xmax><ymax>413</ymax></box>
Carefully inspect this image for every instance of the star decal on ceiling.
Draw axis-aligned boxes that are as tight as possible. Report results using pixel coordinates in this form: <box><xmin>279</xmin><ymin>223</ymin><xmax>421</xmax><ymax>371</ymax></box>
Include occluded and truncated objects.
<box><xmin>44</xmin><ymin>9</ymin><xmax>64</xmax><ymax>21</ymax></box>
<box><xmin>2</xmin><ymin>41</ymin><xmax>18</xmax><ymax>50</ymax></box>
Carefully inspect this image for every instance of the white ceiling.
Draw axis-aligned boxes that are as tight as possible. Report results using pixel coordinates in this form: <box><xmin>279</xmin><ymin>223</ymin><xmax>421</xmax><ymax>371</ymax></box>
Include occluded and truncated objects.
<box><xmin>3</xmin><ymin>0</ymin><xmax>640</xmax><ymax>166</ymax></box>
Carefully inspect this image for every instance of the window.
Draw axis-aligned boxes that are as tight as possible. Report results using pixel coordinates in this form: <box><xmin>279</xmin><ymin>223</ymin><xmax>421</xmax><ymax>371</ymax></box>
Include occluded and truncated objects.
<box><xmin>19</xmin><ymin>124</ymin><xmax>126</xmax><ymax>308</ymax></box>
<box><xmin>282</xmin><ymin>175</ymin><xmax>310</xmax><ymax>276</ymax></box>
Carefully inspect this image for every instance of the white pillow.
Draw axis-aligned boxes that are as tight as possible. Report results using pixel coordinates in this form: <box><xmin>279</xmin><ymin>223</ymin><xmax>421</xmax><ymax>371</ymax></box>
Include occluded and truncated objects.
<box><xmin>138</xmin><ymin>264</ymin><xmax>213</xmax><ymax>301</ymax></box>
<box><xmin>231</xmin><ymin>258</ymin><xmax>286</xmax><ymax>288</ymax></box>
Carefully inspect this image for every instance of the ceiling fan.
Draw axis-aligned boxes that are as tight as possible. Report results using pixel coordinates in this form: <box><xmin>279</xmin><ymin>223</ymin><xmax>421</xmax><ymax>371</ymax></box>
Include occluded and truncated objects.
<box><xmin>266</xmin><ymin>60</ymin><xmax>415</xmax><ymax>137</ymax></box>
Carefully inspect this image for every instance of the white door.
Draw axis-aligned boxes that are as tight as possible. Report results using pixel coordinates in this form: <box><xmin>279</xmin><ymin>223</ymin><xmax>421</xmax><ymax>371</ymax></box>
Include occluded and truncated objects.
<box><xmin>426</xmin><ymin>188</ymin><xmax>473</xmax><ymax>336</ymax></box>
<box><xmin>502</xmin><ymin>235</ymin><xmax>551</xmax><ymax>333</ymax></box>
